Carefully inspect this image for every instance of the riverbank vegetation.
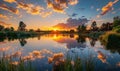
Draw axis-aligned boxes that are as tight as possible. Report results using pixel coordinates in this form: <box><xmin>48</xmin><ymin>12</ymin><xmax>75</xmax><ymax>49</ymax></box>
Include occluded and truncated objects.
<box><xmin>99</xmin><ymin>16</ymin><xmax>120</xmax><ymax>46</ymax></box>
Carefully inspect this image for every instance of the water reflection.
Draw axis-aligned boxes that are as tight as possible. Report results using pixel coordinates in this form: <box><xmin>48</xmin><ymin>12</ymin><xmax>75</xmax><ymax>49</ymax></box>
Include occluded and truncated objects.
<box><xmin>0</xmin><ymin>34</ymin><xmax>120</xmax><ymax>71</ymax></box>
<box><xmin>37</xmin><ymin>35</ymin><xmax>41</xmax><ymax>40</ymax></box>
<box><xmin>76</xmin><ymin>35</ymin><xmax>86</xmax><ymax>43</ymax></box>
<box><xmin>97</xmin><ymin>51</ymin><xmax>106</xmax><ymax>63</ymax></box>
<box><xmin>52</xmin><ymin>34</ymin><xmax>86</xmax><ymax>49</ymax></box>
<box><xmin>19</xmin><ymin>38</ymin><xmax>27</xmax><ymax>47</ymax></box>
<box><xmin>106</xmin><ymin>45</ymin><xmax>120</xmax><ymax>54</ymax></box>
<box><xmin>90</xmin><ymin>38</ymin><xmax>97</xmax><ymax>47</ymax></box>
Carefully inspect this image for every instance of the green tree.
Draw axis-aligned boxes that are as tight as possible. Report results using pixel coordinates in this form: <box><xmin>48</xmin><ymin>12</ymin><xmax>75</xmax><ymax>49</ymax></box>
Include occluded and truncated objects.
<box><xmin>70</xmin><ymin>29</ymin><xmax>75</xmax><ymax>33</ymax></box>
<box><xmin>10</xmin><ymin>27</ymin><xmax>14</xmax><ymax>31</ymax></box>
<box><xmin>36</xmin><ymin>28</ymin><xmax>40</xmax><ymax>32</ymax></box>
<box><xmin>113</xmin><ymin>16</ymin><xmax>120</xmax><ymax>27</ymax></box>
<box><xmin>100</xmin><ymin>22</ymin><xmax>113</xmax><ymax>31</ymax></box>
<box><xmin>91</xmin><ymin>21</ymin><xmax>98</xmax><ymax>31</ymax></box>
<box><xmin>4</xmin><ymin>27</ymin><xmax>11</xmax><ymax>31</ymax></box>
<box><xmin>77</xmin><ymin>25</ymin><xmax>81</xmax><ymax>32</ymax></box>
<box><xmin>18</xmin><ymin>21</ymin><xmax>26</xmax><ymax>31</ymax></box>
<box><xmin>0</xmin><ymin>25</ymin><xmax>4</xmax><ymax>31</ymax></box>
<box><xmin>113</xmin><ymin>25</ymin><xmax>120</xmax><ymax>33</ymax></box>
<box><xmin>100</xmin><ymin>23</ymin><xmax>106</xmax><ymax>31</ymax></box>
<box><xmin>29</xmin><ymin>29</ymin><xmax>34</xmax><ymax>32</ymax></box>
<box><xmin>77</xmin><ymin>25</ymin><xmax>86</xmax><ymax>32</ymax></box>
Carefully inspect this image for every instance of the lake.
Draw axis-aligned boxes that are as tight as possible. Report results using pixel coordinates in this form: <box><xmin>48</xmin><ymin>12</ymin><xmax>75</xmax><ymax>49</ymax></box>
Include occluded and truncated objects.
<box><xmin>0</xmin><ymin>34</ymin><xmax>120</xmax><ymax>71</ymax></box>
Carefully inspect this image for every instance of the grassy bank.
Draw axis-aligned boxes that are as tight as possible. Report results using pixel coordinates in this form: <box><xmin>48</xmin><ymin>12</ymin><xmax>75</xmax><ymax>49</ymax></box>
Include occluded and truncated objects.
<box><xmin>100</xmin><ymin>31</ymin><xmax>120</xmax><ymax>47</ymax></box>
<box><xmin>100</xmin><ymin>31</ymin><xmax>120</xmax><ymax>53</ymax></box>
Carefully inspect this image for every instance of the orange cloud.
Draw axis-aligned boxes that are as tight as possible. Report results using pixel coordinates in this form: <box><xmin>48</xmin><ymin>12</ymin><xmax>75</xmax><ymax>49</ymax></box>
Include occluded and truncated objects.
<box><xmin>0</xmin><ymin>20</ymin><xmax>11</xmax><ymax>26</ymax></box>
<box><xmin>0</xmin><ymin>14</ymin><xmax>9</xmax><ymax>20</ymax></box>
<box><xmin>101</xmin><ymin>0</ymin><xmax>119</xmax><ymax>15</ymax></box>
<box><xmin>17</xmin><ymin>2</ymin><xmax>52</xmax><ymax>17</ymax></box>
<box><xmin>47</xmin><ymin>0</ymin><xmax>65</xmax><ymax>13</ymax></box>
<box><xmin>27</xmin><ymin>6</ymin><xmax>44</xmax><ymax>15</ymax></box>
<box><xmin>48</xmin><ymin>52</ymin><xmax>64</xmax><ymax>63</ymax></box>
<box><xmin>40</xmin><ymin>11</ymin><xmax>52</xmax><ymax>18</ymax></box>
<box><xmin>17</xmin><ymin>2</ymin><xmax>33</xmax><ymax>10</ymax></box>
<box><xmin>17</xmin><ymin>2</ymin><xmax>44</xmax><ymax>15</ymax></box>
<box><xmin>46</xmin><ymin>0</ymin><xmax>78</xmax><ymax>13</ymax></box>
<box><xmin>2</xmin><ymin>0</ymin><xmax>78</xmax><ymax>17</ymax></box>
<box><xmin>0</xmin><ymin>3</ymin><xmax>19</xmax><ymax>14</ymax></box>
<box><xmin>97</xmin><ymin>51</ymin><xmax>106</xmax><ymax>63</ymax></box>
<box><xmin>0</xmin><ymin>46</ymin><xmax>10</xmax><ymax>52</ymax></box>
<box><xmin>69</xmin><ymin>0</ymin><xmax>78</xmax><ymax>5</ymax></box>
<box><xmin>4</xmin><ymin>0</ymin><xmax>16</xmax><ymax>3</ymax></box>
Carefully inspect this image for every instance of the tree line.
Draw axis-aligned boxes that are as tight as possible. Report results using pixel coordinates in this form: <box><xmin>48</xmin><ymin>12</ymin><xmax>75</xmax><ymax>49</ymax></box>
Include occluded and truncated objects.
<box><xmin>0</xmin><ymin>21</ymin><xmax>41</xmax><ymax>32</ymax></box>
<box><xmin>76</xmin><ymin>16</ymin><xmax>120</xmax><ymax>33</ymax></box>
<box><xmin>0</xmin><ymin>16</ymin><xmax>120</xmax><ymax>33</ymax></box>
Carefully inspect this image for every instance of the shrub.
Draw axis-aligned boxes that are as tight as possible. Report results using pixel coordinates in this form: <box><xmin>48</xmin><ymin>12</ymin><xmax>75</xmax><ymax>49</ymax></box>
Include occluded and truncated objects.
<box><xmin>112</xmin><ymin>25</ymin><xmax>120</xmax><ymax>33</ymax></box>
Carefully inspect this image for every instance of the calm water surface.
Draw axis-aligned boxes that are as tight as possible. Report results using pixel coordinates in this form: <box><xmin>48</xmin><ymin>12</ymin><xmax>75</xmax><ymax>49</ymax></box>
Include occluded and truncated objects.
<box><xmin>0</xmin><ymin>34</ymin><xmax>120</xmax><ymax>71</ymax></box>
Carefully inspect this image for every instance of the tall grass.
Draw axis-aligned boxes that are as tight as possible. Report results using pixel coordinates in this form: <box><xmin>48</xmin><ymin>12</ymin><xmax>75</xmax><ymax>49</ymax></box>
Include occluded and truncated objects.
<box><xmin>0</xmin><ymin>53</ymin><xmax>35</xmax><ymax>71</ymax></box>
<box><xmin>52</xmin><ymin>54</ymin><xmax>95</xmax><ymax>71</ymax></box>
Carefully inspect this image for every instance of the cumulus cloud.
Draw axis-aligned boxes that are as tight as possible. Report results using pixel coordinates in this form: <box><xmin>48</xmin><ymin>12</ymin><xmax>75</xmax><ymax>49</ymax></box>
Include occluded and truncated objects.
<box><xmin>46</xmin><ymin>0</ymin><xmax>78</xmax><ymax>13</ymax></box>
<box><xmin>17</xmin><ymin>2</ymin><xmax>34</xmax><ymax>10</ymax></box>
<box><xmin>2</xmin><ymin>1</ymin><xmax>52</xmax><ymax>17</ymax></box>
<box><xmin>4</xmin><ymin>0</ymin><xmax>16</xmax><ymax>3</ymax></box>
<box><xmin>2</xmin><ymin>0</ymin><xmax>79</xmax><ymax>17</ymax></box>
<box><xmin>17</xmin><ymin>2</ymin><xmax>44</xmax><ymax>15</ymax></box>
<box><xmin>17</xmin><ymin>1</ymin><xmax>52</xmax><ymax>17</ymax></box>
<box><xmin>40</xmin><ymin>11</ymin><xmax>52</xmax><ymax>18</ymax></box>
<box><xmin>100</xmin><ymin>0</ymin><xmax>119</xmax><ymax>15</ymax></box>
<box><xmin>69</xmin><ymin>0</ymin><xmax>78</xmax><ymax>5</ymax></box>
<box><xmin>0</xmin><ymin>3</ymin><xmax>19</xmax><ymax>14</ymax></box>
<box><xmin>53</xmin><ymin>35</ymin><xmax>86</xmax><ymax>49</ymax></box>
<box><xmin>0</xmin><ymin>14</ymin><xmax>9</xmax><ymax>20</ymax></box>
<box><xmin>0</xmin><ymin>20</ymin><xmax>11</xmax><ymax>26</ymax></box>
<box><xmin>27</xmin><ymin>6</ymin><xmax>44</xmax><ymax>15</ymax></box>
<box><xmin>53</xmin><ymin>18</ymin><xmax>89</xmax><ymax>29</ymax></box>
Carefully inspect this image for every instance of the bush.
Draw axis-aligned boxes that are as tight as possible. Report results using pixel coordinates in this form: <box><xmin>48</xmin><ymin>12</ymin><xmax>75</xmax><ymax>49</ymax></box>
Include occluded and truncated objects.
<box><xmin>100</xmin><ymin>32</ymin><xmax>120</xmax><ymax>53</ymax></box>
<box><xmin>112</xmin><ymin>25</ymin><xmax>120</xmax><ymax>33</ymax></box>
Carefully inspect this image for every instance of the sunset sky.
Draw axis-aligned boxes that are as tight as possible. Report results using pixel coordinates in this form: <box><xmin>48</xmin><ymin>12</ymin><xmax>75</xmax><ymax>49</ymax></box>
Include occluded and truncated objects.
<box><xmin>0</xmin><ymin>0</ymin><xmax>120</xmax><ymax>30</ymax></box>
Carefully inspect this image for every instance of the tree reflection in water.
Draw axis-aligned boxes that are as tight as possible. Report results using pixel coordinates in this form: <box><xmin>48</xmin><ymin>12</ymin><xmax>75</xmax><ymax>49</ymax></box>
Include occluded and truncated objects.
<box><xmin>90</xmin><ymin>38</ymin><xmax>98</xmax><ymax>47</ymax></box>
<box><xmin>19</xmin><ymin>38</ymin><xmax>27</xmax><ymax>47</ymax></box>
<box><xmin>53</xmin><ymin>34</ymin><xmax>86</xmax><ymax>49</ymax></box>
<box><xmin>76</xmin><ymin>35</ymin><xmax>86</xmax><ymax>43</ymax></box>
